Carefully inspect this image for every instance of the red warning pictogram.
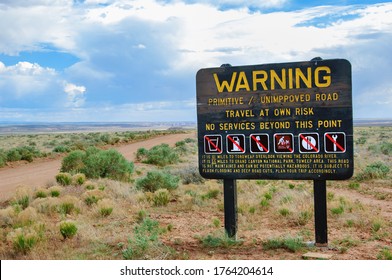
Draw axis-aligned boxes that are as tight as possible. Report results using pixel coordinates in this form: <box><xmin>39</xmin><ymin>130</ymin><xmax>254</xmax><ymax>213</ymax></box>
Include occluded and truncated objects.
<box><xmin>324</xmin><ymin>132</ymin><xmax>346</xmax><ymax>153</ymax></box>
<box><xmin>250</xmin><ymin>134</ymin><xmax>269</xmax><ymax>153</ymax></box>
<box><xmin>274</xmin><ymin>133</ymin><xmax>294</xmax><ymax>153</ymax></box>
<box><xmin>227</xmin><ymin>134</ymin><xmax>245</xmax><ymax>154</ymax></box>
<box><xmin>299</xmin><ymin>133</ymin><xmax>319</xmax><ymax>153</ymax></box>
<box><xmin>204</xmin><ymin>135</ymin><xmax>222</xmax><ymax>154</ymax></box>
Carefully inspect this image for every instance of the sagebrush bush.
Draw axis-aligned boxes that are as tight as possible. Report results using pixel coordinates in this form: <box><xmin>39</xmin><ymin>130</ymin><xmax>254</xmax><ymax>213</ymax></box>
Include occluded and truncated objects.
<box><xmin>60</xmin><ymin>148</ymin><xmax>133</xmax><ymax>181</ymax></box>
<box><xmin>138</xmin><ymin>144</ymin><xmax>179</xmax><ymax>167</ymax></box>
<box><xmin>136</xmin><ymin>171</ymin><xmax>179</xmax><ymax>192</ymax></box>
<box><xmin>82</xmin><ymin>149</ymin><xmax>134</xmax><ymax>181</ymax></box>
<box><xmin>356</xmin><ymin>161</ymin><xmax>390</xmax><ymax>181</ymax></box>
<box><xmin>172</xmin><ymin>165</ymin><xmax>205</xmax><ymax>185</ymax></box>
<box><xmin>61</xmin><ymin>150</ymin><xmax>86</xmax><ymax>174</ymax></box>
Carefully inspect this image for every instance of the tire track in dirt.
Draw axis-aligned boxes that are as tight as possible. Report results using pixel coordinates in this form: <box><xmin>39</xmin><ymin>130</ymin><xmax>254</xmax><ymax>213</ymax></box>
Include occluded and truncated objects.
<box><xmin>0</xmin><ymin>132</ymin><xmax>195</xmax><ymax>202</ymax></box>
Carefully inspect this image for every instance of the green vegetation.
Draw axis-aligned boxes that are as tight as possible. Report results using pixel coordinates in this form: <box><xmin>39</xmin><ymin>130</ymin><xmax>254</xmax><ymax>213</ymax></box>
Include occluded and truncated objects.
<box><xmin>122</xmin><ymin>217</ymin><xmax>167</xmax><ymax>260</ymax></box>
<box><xmin>59</xmin><ymin>221</ymin><xmax>78</xmax><ymax>239</ymax></box>
<box><xmin>61</xmin><ymin>148</ymin><xmax>134</xmax><ymax>181</ymax></box>
<box><xmin>199</xmin><ymin>233</ymin><xmax>242</xmax><ymax>248</ymax></box>
<box><xmin>262</xmin><ymin>236</ymin><xmax>305</xmax><ymax>252</ymax></box>
<box><xmin>0</xmin><ymin>129</ymin><xmax>184</xmax><ymax>167</ymax></box>
<box><xmin>136</xmin><ymin>144</ymin><xmax>179</xmax><ymax>167</ymax></box>
<box><xmin>136</xmin><ymin>171</ymin><xmax>179</xmax><ymax>192</ymax></box>
<box><xmin>356</xmin><ymin>161</ymin><xmax>390</xmax><ymax>181</ymax></box>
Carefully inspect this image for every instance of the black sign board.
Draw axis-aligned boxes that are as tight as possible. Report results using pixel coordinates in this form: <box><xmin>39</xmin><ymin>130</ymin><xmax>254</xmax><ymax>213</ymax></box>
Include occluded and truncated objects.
<box><xmin>196</xmin><ymin>59</ymin><xmax>353</xmax><ymax>180</ymax></box>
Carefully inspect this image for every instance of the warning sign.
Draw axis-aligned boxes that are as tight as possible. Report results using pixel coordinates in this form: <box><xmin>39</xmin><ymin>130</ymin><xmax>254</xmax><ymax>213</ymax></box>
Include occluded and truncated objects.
<box><xmin>299</xmin><ymin>133</ymin><xmax>319</xmax><ymax>153</ymax></box>
<box><xmin>196</xmin><ymin>59</ymin><xmax>353</xmax><ymax>180</ymax></box>
<box><xmin>250</xmin><ymin>134</ymin><xmax>269</xmax><ymax>153</ymax></box>
<box><xmin>274</xmin><ymin>133</ymin><xmax>294</xmax><ymax>153</ymax></box>
<box><xmin>324</xmin><ymin>132</ymin><xmax>346</xmax><ymax>153</ymax></box>
<box><xmin>204</xmin><ymin>135</ymin><xmax>222</xmax><ymax>154</ymax></box>
<box><xmin>227</xmin><ymin>134</ymin><xmax>245</xmax><ymax>154</ymax></box>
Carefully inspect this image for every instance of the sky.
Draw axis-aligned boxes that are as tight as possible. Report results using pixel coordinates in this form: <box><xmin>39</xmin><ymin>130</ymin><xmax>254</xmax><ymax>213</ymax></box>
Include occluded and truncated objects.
<box><xmin>0</xmin><ymin>0</ymin><xmax>392</xmax><ymax>122</ymax></box>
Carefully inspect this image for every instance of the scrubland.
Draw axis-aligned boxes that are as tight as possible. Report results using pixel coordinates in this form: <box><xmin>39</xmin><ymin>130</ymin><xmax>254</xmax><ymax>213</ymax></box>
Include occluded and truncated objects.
<box><xmin>0</xmin><ymin>126</ymin><xmax>391</xmax><ymax>260</ymax></box>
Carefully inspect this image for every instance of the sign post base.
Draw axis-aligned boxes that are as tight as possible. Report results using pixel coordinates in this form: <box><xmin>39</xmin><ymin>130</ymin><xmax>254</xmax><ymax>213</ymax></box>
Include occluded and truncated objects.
<box><xmin>314</xmin><ymin>180</ymin><xmax>328</xmax><ymax>246</ymax></box>
<box><xmin>224</xmin><ymin>179</ymin><xmax>237</xmax><ymax>239</ymax></box>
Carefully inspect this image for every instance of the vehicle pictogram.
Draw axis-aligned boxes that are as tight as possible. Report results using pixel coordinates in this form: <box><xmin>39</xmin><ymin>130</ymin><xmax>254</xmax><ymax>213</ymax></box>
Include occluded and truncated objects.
<box><xmin>227</xmin><ymin>134</ymin><xmax>245</xmax><ymax>154</ymax></box>
<box><xmin>250</xmin><ymin>134</ymin><xmax>269</xmax><ymax>153</ymax></box>
<box><xmin>204</xmin><ymin>135</ymin><xmax>222</xmax><ymax>154</ymax></box>
<box><xmin>274</xmin><ymin>133</ymin><xmax>294</xmax><ymax>153</ymax></box>
<box><xmin>324</xmin><ymin>132</ymin><xmax>346</xmax><ymax>153</ymax></box>
<box><xmin>299</xmin><ymin>133</ymin><xmax>319</xmax><ymax>153</ymax></box>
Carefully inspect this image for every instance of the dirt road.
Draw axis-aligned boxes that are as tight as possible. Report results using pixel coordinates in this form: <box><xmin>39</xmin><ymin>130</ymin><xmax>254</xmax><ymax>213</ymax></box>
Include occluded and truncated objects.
<box><xmin>0</xmin><ymin>132</ymin><xmax>195</xmax><ymax>201</ymax></box>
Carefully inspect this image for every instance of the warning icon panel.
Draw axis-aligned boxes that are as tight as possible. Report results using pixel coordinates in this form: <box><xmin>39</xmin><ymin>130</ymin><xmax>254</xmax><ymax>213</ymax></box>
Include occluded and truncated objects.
<box><xmin>204</xmin><ymin>135</ymin><xmax>222</xmax><ymax>154</ymax></box>
<box><xmin>274</xmin><ymin>133</ymin><xmax>294</xmax><ymax>153</ymax></box>
<box><xmin>299</xmin><ymin>133</ymin><xmax>319</xmax><ymax>153</ymax></box>
<box><xmin>250</xmin><ymin>134</ymin><xmax>269</xmax><ymax>153</ymax></box>
<box><xmin>227</xmin><ymin>134</ymin><xmax>245</xmax><ymax>154</ymax></box>
<box><xmin>324</xmin><ymin>132</ymin><xmax>346</xmax><ymax>153</ymax></box>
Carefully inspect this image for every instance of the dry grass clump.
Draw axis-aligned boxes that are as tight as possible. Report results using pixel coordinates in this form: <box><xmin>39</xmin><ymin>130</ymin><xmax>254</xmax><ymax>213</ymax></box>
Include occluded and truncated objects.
<box><xmin>0</xmin><ymin>206</ymin><xmax>17</xmax><ymax>227</ymax></box>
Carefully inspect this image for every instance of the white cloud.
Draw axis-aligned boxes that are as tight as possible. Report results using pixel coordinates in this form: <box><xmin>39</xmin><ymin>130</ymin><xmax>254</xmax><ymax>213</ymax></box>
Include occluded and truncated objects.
<box><xmin>0</xmin><ymin>1</ymin><xmax>76</xmax><ymax>55</ymax></box>
<box><xmin>63</xmin><ymin>82</ymin><xmax>86</xmax><ymax>108</ymax></box>
<box><xmin>0</xmin><ymin>61</ymin><xmax>57</xmax><ymax>98</ymax></box>
<box><xmin>1</xmin><ymin>1</ymin><xmax>392</xmax><ymax>120</ymax></box>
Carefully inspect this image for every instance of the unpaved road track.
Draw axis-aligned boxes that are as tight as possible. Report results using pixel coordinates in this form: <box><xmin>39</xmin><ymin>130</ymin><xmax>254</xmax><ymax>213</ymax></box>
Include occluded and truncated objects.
<box><xmin>0</xmin><ymin>132</ymin><xmax>195</xmax><ymax>201</ymax></box>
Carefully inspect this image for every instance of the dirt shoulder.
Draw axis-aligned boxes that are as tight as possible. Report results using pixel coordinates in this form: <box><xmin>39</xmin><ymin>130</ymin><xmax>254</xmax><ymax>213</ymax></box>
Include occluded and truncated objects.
<box><xmin>0</xmin><ymin>132</ymin><xmax>195</xmax><ymax>202</ymax></box>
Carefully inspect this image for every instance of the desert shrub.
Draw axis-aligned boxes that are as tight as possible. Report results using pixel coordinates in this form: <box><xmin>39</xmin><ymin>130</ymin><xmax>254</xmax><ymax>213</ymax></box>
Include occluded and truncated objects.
<box><xmin>380</xmin><ymin>142</ymin><xmax>392</xmax><ymax>155</ymax></box>
<box><xmin>35</xmin><ymin>189</ymin><xmax>47</xmax><ymax>198</ymax></box>
<box><xmin>52</xmin><ymin>145</ymin><xmax>70</xmax><ymax>153</ymax></box>
<box><xmin>135</xmin><ymin>148</ymin><xmax>148</xmax><ymax>161</ymax></box>
<box><xmin>59</xmin><ymin>221</ymin><xmax>78</xmax><ymax>239</ymax></box>
<box><xmin>202</xmin><ymin>189</ymin><xmax>220</xmax><ymax>200</ymax></box>
<box><xmin>58</xmin><ymin>202</ymin><xmax>75</xmax><ymax>215</ymax></box>
<box><xmin>9</xmin><ymin>229</ymin><xmax>38</xmax><ymax>254</ymax></box>
<box><xmin>0</xmin><ymin>206</ymin><xmax>16</xmax><ymax>227</ymax></box>
<box><xmin>98</xmin><ymin>199</ymin><xmax>114</xmax><ymax>217</ymax></box>
<box><xmin>16</xmin><ymin>207</ymin><xmax>38</xmax><ymax>226</ymax></box>
<box><xmin>61</xmin><ymin>150</ymin><xmax>86</xmax><ymax>173</ymax></box>
<box><xmin>82</xmin><ymin>149</ymin><xmax>134</xmax><ymax>181</ymax></box>
<box><xmin>368</xmin><ymin>142</ymin><xmax>392</xmax><ymax>156</ymax></box>
<box><xmin>122</xmin><ymin>217</ymin><xmax>166</xmax><ymax>260</ymax></box>
<box><xmin>355</xmin><ymin>136</ymin><xmax>366</xmax><ymax>145</ymax></box>
<box><xmin>136</xmin><ymin>171</ymin><xmax>179</xmax><ymax>192</ymax></box>
<box><xmin>84</xmin><ymin>195</ymin><xmax>99</xmax><ymax>206</ymax></box>
<box><xmin>279</xmin><ymin>208</ymin><xmax>290</xmax><ymax>216</ymax></box>
<box><xmin>56</xmin><ymin>172</ymin><xmax>72</xmax><ymax>186</ymax></box>
<box><xmin>49</xmin><ymin>187</ymin><xmax>61</xmax><ymax>197</ymax></box>
<box><xmin>6</xmin><ymin>146</ymin><xmax>41</xmax><ymax>162</ymax></box>
<box><xmin>0</xmin><ymin>149</ymin><xmax>6</xmax><ymax>167</ymax></box>
<box><xmin>152</xmin><ymin>189</ymin><xmax>170</xmax><ymax>206</ymax></box>
<box><xmin>296</xmin><ymin>211</ymin><xmax>312</xmax><ymax>226</ymax></box>
<box><xmin>84</xmin><ymin>181</ymin><xmax>96</xmax><ymax>190</ymax></box>
<box><xmin>356</xmin><ymin>161</ymin><xmax>390</xmax><ymax>181</ymax></box>
<box><xmin>72</xmin><ymin>173</ymin><xmax>86</xmax><ymax>185</ymax></box>
<box><xmin>172</xmin><ymin>165</ymin><xmax>205</xmax><ymax>185</ymax></box>
<box><xmin>6</xmin><ymin>149</ymin><xmax>22</xmax><ymax>162</ymax></box>
<box><xmin>139</xmin><ymin>144</ymin><xmax>179</xmax><ymax>167</ymax></box>
<box><xmin>60</xmin><ymin>148</ymin><xmax>134</xmax><ymax>181</ymax></box>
